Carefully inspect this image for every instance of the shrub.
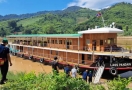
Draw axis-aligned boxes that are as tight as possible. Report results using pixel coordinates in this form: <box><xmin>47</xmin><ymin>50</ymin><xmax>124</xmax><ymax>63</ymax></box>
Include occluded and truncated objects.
<box><xmin>1</xmin><ymin>72</ymin><xmax>132</xmax><ymax>90</ymax></box>
<box><xmin>107</xmin><ymin>77</ymin><xmax>132</xmax><ymax>90</ymax></box>
<box><xmin>1</xmin><ymin>72</ymin><xmax>90</xmax><ymax>90</ymax></box>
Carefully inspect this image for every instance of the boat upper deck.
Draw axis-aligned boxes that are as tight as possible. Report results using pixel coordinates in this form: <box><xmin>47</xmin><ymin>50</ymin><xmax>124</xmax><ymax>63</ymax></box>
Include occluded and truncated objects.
<box><xmin>10</xmin><ymin>43</ymin><xmax>132</xmax><ymax>57</ymax></box>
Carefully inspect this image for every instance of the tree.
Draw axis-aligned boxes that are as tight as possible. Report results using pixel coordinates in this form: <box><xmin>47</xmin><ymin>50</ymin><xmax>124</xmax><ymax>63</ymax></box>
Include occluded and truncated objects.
<box><xmin>126</xmin><ymin>25</ymin><xmax>129</xmax><ymax>31</ymax></box>
<box><xmin>8</xmin><ymin>20</ymin><xmax>17</xmax><ymax>29</ymax></box>
<box><xmin>116</xmin><ymin>24</ymin><xmax>123</xmax><ymax>30</ymax></box>
<box><xmin>0</xmin><ymin>28</ymin><xmax>6</xmax><ymax>37</ymax></box>
<box><xmin>46</xmin><ymin>26</ymin><xmax>57</xmax><ymax>34</ymax></box>
<box><xmin>87</xmin><ymin>14</ymin><xmax>90</xmax><ymax>19</ymax></box>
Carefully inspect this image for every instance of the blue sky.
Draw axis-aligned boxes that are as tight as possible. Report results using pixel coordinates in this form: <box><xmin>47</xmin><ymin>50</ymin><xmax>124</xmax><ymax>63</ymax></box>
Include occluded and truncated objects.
<box><xmin>0</xmin><ymin>0</ymin><xmax>132</xmax><ymax>16</ymax></box>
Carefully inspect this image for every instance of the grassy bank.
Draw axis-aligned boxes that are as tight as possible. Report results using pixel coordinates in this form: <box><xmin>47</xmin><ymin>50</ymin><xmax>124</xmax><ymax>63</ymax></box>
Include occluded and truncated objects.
<box><xmin>0</xmin><ymin>71</ymin><xmax>132</xmax><ymax>90</ymax></box>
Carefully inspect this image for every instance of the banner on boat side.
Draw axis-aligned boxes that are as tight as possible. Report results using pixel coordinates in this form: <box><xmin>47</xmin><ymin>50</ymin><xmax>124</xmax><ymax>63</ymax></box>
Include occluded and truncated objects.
<box><xmin>110</xmin><ymin>63</ymin><xmax>132</xmax><ymax>67</ymax></box>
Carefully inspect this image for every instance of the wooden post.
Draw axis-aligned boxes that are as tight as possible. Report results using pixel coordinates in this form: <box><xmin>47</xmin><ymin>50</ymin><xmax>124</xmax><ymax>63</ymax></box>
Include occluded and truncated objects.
<box><xmin>78</xmin><ymin>37</ymin><xmax>80</xmax><ymax>64</ymax></box>
<box><xmin>93</xmin><ymin>46</ymin><xmax>94</xmax><ymax>62</ymax></box>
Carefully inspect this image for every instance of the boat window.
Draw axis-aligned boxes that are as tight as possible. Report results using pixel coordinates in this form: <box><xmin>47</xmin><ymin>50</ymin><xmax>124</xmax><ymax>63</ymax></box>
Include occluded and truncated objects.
<box><xmin>59</xmin><ymin>40</ymin><xmax>62</xmax><ymax>44</ymax></box>
<box><xmin>55</xmin><ymin>40</ymin><xmax>58</xmax><ymax>44</ymax></box>
<box><xmin>86</xmin><ymin>39</ymin><xmax>90</xmax><ymax>45</ymax></box>
<box><xmin>28</xmin><ymin>47</ymin><xmax>30</xmax><ymax>50</ymax></box>
<box><xmin>100</xmin><ymin>40</ymin><xmax>103</xmax><ymax>45</ymax></box>
<box><xmin>107</xmin><ymin>38</ymin><xmax>114</xmax><ymax>44</ymax></box>
<box><xmin>56</xmin><ymin>51</ymin><xmax>58</xmax><ymax>55</ymax></box>
<box><xmin>51</xmin><ymin>40</ymin><xmax>54</xmax><ymax>44</ymax></box>
<box><xmin>104</xmin><ymin>40</ymin><xmax>107</xmax><ymax>44</ymax></box>
<box><xmin>69</xmin><ymin>40</ymin><xmax>72</xmax><ymax>45</ymax></box>
<box><xmin>114</xmin><ymin>39</ymin><xmax>116</xmax><ymax>43</ymax></box>
<box><xmin>88</xmin><ymin>55</ymin><xmax>92</xmax><ymax>60</ymax></box>
<box><xmin>50</xmin><ymin>50</ymin><xmax>52</xmax><ymax>54</ymax></box>
<box><xmin>48</xmin><ymin>40</ymin><xmax>50</xmax><ymax>43</ymax></box>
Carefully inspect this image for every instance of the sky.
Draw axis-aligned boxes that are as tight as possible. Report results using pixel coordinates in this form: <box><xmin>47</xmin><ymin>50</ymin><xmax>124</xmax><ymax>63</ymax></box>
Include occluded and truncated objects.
<box><xmin>0</xmin><ymin>0</ymin><xmax>132</xmax><ymax>16</ymax></box>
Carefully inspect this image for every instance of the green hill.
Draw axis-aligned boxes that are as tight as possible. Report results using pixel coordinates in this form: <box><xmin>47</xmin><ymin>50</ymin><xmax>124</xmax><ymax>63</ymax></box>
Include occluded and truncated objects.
<box><xmin>0</xmin><ymin>2</ymin><xmax>132</xmax><ymax>36</ymax></box>
<box><xmin>21</xmin><ymin>8</ymin><xmax>97</xmax><ymax>34</ymax></box>
<box><xmin>17</xmin><ymin>16</ymin><xmax>44</xmax><ymax>26</ymax></box>
<box><xmin>74</xmin><ymin>2</ymin><xmax>132</xmax><ymax>35</ymax></box>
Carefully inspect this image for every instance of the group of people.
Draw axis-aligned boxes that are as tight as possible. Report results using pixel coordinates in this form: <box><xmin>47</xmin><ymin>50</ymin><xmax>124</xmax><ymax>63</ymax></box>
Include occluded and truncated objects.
<box><xmin>51</xmin><ymin>57</ymin><xmax>93</xmax><ymax>83</ymax></box>
<box><xmin>0</xmin><ymin>38</ymin><xmax>12</xmax><ymax>84</ymax></box>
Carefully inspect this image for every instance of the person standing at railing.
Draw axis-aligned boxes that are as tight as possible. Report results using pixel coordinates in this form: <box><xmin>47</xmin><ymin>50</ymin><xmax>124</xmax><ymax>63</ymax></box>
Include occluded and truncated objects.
<box><xmin>98</xmin><ymin>56</ymin><xmax>103</xmax><ymax>66</ymax></box>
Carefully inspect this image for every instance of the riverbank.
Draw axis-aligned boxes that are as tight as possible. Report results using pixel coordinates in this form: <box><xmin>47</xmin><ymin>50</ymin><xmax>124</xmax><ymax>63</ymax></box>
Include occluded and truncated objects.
<box><xmin>2</xmin><ymin>56</ymin><xmax>132</xmax><ymax>89</ymax></box>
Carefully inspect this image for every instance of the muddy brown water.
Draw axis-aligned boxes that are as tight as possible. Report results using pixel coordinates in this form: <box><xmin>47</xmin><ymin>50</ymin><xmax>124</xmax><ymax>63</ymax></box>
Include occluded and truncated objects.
<box><xmin>9</xmin><ymin>56</ymin><xmax>108</xmax><ymax>81</ymax></box>
<box><xmin>9</xmin><ymin>55</ymin><xmax>53</xmax><ymax>74</ymax></box>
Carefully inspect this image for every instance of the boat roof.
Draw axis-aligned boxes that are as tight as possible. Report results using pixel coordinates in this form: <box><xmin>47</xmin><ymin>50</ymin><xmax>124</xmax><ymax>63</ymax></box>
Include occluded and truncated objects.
<box><xmin>6</xmin><ymin>34</ymin><xmax>82</xmax><ymax>38</ymax></box>
<box><xmin>78</xmin><ymin>27</ymin><xmax>124</xmax><ymax>34</ymax></box>
<box><xmin>6</xmin><ymin>27</ymin><xmax>124</xmax><ymax>38</ymax></box>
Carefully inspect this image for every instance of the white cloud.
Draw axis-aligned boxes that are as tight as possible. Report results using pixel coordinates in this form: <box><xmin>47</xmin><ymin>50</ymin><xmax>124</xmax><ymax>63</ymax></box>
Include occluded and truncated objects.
<box><xmin>104</xmin><ymin>6</ymin><xmax>111</xmax><ymax>9</ymax></box>
<box><xmin>67</xmin><ymin>0</ymin><xmax>132</xmax><ymax>10</ymax></box>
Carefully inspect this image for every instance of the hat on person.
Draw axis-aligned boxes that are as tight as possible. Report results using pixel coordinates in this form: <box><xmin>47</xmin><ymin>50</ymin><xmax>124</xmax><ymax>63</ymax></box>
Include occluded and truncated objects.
<box><xmin>2</xmin><ymin>38</ymin><xmax>8</xmax><ymax>44</ymax></box>
<box><xmin>89</xmin><ymin>71</ymin><xmax>91</xmax><ymax>73</ymax></box>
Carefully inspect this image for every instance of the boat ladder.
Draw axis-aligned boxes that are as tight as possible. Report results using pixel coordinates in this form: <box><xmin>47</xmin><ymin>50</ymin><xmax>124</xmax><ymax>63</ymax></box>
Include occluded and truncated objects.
<box><xmin>93</xmin><ymin>61</ymin><xmax>105</xmax><ymax>84</ymax></box>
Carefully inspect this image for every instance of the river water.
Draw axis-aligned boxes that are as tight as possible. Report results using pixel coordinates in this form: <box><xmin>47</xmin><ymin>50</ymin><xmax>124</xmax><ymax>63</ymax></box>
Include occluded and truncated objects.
<box><xmin>9</xmin><ymin>55</ymin><xmax>52</xmax><ymax>74</ymax></box>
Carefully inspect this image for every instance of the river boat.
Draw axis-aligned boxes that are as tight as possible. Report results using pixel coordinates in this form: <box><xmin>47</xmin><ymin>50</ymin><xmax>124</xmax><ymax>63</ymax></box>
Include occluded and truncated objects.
<box><xmin>6</xmin><ymin>27</ymin><xmax>132</xmax><ymax>75</ymax></box>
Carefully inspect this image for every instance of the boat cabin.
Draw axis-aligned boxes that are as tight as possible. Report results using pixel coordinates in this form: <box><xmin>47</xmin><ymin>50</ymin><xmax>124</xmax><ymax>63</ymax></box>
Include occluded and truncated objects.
<box><xmin>6</xmin><ymin>27</ymin><xmax>124</xmax><ymax>66</ymax></box>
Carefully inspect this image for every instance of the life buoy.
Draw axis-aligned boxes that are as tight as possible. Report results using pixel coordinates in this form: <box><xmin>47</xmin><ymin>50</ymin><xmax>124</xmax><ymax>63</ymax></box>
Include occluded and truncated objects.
<box><xmin>29</xmin><ymin>56</ymin><xmax>33</xmax><ymax>60</ymax></box>
<box><xmin>13</xmin><ymin>52</ymin><xmax>16</xmax><ymax>56</ymax></box>
<box><xmin>21</xmin><ymin>54</ymin><xmax>24</xmax><ymax>58</ymax></box>
<box><xmin>40</xmin><ymin>58</ymin><xmax>44</xmax><ymax>63</ymax></box>
<box><xmin>109</xmin><ymin>67</ymin><xmax>118</xmax><ymax>76</ymax></box>
<box><xmin>10</xmin><ymin>51</ymin><xmax>12</xmax><ymax>54</ymax></box>
<box><xmin>32</xmin><ymin>58</ymin><xmax>36</xmax><ymax>62</ymax></box>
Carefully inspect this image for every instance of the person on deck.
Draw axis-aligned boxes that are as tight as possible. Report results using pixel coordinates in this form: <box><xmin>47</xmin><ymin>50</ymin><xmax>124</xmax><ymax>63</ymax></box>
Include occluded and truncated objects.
<box><xmin>98</xmin><ymin>56</ymin><xmax>103</xmax><ymax>66</ymax></box>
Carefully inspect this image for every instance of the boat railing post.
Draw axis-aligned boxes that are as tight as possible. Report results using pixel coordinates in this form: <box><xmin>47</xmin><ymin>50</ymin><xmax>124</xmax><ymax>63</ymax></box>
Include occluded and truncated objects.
<box><xmin>50</xmin><ymin>37</ymin><xmax>51</xmax><ymax>60</ymax></box>
<box><xmin>92</xmin><ymin>46</ymin><xmax>95</xmax><ymax>62</ymax></box>
<box><xmin>110</xmin><ymin>45</ymin><xmax>112</xmax><ymax>64</ymax></box>
<box><xmin>26</xmin><ymin>37</ymin><xmax>28</xmax><ymax>46</ymax></box>
<box><xmin>37</xmin><ymin>37</ymin><xmax>38</xmax><ymax>56</ymax></box>
<box><xmin>122</xmin><ymin>47</ymin><xmax>124</xmax><ymax>58</ymax></box>
<box><xmin>78</xmin><ymin>37</ymin><xmax>80</xmax><ymax>64</ymax></box>
<box><xmin>66</xmin><ymin>38</ymin><xmax>67</xmax><ymax>63</ymax></box>
<box><xmin>42</xmin><ymin>37</ymin><xmax>44</xmax><ymax>57</ymax></box>
<box><xmin>57</xmin><ymin>37</ymin><xmax>58</xmax><ymax>49</ymax></box>
<box><xmin>31</xmin><ymin>37</ymin><xmax>33</xmax><ymax>56</ymax></box>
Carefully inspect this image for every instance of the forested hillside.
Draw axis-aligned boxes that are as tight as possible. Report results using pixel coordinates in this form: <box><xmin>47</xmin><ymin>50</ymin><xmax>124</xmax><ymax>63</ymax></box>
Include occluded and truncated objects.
<box><xmin>74</xmin><ymin>2</ymin><xmax>132</xmax><ymax>36</ymax></box>
<box><xmin>0</xmin><ymin>6</ymin><xmax>97</xmax><ymax>36</ymax></box>
<box><xmin>0</xmin><ymin>2</ymin><xmax>132</xmax><ymax>36</ymax></box>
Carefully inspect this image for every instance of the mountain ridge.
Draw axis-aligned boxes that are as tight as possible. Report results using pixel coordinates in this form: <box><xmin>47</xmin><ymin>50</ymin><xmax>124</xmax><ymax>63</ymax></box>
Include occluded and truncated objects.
<box><xmin>0</xmin><ymin>2</ymin><xmax>132</xmax><ymax>36</ymax></box>
<box><xmin>0</xmin><ymin>6</ymin><xmax>86</xmax><ymax>20</ymax></box>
